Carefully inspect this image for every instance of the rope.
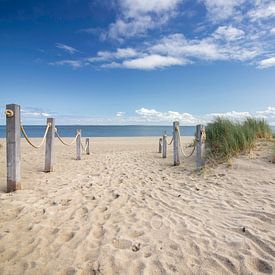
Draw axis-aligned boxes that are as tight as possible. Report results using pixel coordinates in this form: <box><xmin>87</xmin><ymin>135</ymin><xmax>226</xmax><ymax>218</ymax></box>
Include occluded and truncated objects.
<box><xmin>20</xmin><ymin>123</ymin><xmax>51</xmax><ymax>149</ymax></box>
<box><xmin>81</xmin><ymin>139</ymin><xmax>88</xmax><ymax>152</ymax></box>
<box><xmin>175</xmin><ymin>125</ymin><xmax>198</xmax><ymax>158</ymax></box>
<box><xmin>55</xmin><ymin>128</ymin><xmax>80</xmax><ymax>146</ymax></box>
<box><xmin>167</xmin><ymin>137</ymin><xmax>174</xmax><ymax>145</ymax></box>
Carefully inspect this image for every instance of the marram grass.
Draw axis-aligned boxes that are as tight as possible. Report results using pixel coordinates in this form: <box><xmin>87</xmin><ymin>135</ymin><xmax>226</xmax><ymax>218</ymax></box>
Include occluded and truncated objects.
<box><xmin>205</xmin><ymin>117</ymin><xmax>272</xmax><ymax>161</ymax></box>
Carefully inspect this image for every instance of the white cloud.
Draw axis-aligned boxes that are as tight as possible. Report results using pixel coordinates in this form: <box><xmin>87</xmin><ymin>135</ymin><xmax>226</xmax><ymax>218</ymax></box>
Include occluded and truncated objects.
<box><xmin>206</xmin><ymin>111</ymin><xmax>252</xmax><ymax>121</ymax></box>
<box><xmin>150</xmin><ymin>33</ymin><xmax>258</xmax><ymax>62</ymax></box>
<box><xmin>120</xmin><ymin>0</ymin><xmax>181</xmax><ymax>17</ymax></box>
<box><xmin>116</xmin><ymin>112</ymin><xmax>126</xmax><ymax>117</ymax></box>
<box><xmin>105</xmin><ymin>0</ymin><xmax>181</xmax><ymax>40</ymax></box>
<box><xmin>56</xmin><ymin>43</ymin><xmax>79</xmax><ymax>54</ymax></box>
<box><xmin>248</xmin><ymin>2</ymin><xmax>275</xmax><ymax>20</ymax></box>
<box><xmin>258</xmin><ymin>57</ymin><xmax>275</xmax><ymax>69</ymax></box>
<box><xmin>135</xmin><ymin>107</ymin><xmax>201</xmax><ymax>124</ymax></box>
<box><xmin>256</xmin><ymin>107</ymin><xmax>275</xmax><ymax>118</ymax></box>
<box><xmin>271</xmin><ymin>28</ymin><xmax>275</xmax><ymax>34</ymax></box>
<box><xmin>88</xmin><ymin>48</ymin><xmax>138</xmax><ymax>62</ymax></box>
<box><xmin>121</xmin><ymin>54</ymin><xmax>185</xmax><ymax>70</ymax></box>
<box><xmin>213</xmin><ymin>25</ymin><xmax>245</xmax><ymax>41</ymax></box>
<box><xmin>49</xmin><ymin>60</ymin><xmax>84</xmax><ymax>69</ymax></box>
<box><xmin>202</xmin><ymin>0</ymin><xmax>245</xmax><ymax>20</ymax></box>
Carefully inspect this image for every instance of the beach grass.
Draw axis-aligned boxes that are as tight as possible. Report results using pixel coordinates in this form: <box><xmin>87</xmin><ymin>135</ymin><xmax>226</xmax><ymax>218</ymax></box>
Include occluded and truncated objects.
<box><xmin>205</xmin><ymin>117</ymin><xmax>272</xmax><ymax>161</ymax></box>
<box><xmin>272</xmin><ymin>144</ymin><xmax>275</xmax><ymax>163</ymax></box>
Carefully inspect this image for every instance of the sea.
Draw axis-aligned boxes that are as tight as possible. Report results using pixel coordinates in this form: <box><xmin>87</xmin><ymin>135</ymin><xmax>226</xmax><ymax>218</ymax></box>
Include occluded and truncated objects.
<box><xmin>1</xmin><ymin>125</ymin><xmax>274</xmax><ymax>138</ymax></box>
<box><xmin>0</xmin><ymin>125</ymin><xmax>197</xmax><ymax>138</ymax></box>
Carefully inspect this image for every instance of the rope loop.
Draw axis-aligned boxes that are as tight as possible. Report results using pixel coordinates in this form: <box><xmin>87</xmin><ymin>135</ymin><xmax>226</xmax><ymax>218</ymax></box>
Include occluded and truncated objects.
<box><xmin>21</xmin><ymin>123</ymin><xmax>51</xmax><ymax>149</ymax></box>
<box><xmin>81</xmin><ymin>139</ymin><xmax>88</xmax><ymax>152</ymax></box>
<box><xmin>55</xmin><ymin>128</ymin><xmax>79</xmax><ymax>146</ymax></box>
<box><xmin>5</xmin><ymin>109</ymin><xmax>14</xmax><ymax>118</ymax></box>
<box><xmin>176</xmin><ymin>125</ymin><xmax>197</xmax><ymax>158</ymax></box>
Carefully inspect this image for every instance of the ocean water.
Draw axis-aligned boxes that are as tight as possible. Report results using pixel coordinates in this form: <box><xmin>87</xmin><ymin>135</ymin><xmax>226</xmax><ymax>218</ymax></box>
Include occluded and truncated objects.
<box><xmin>0</xmin><ymin>125</ymin><xmax>197</xmax><ymax>138</ymax></box>
<box><xmin>1</xmin><ymin>125</ymin><xmax>274</xmax><ymax>138</ymax></box>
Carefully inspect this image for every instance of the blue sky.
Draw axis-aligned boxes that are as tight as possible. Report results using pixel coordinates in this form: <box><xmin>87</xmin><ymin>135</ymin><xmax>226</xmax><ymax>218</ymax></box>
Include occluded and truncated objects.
<box><xmin>0</xmin><ymin>0</ymin><xmax>275</xmax><ymax>125</ymax></box>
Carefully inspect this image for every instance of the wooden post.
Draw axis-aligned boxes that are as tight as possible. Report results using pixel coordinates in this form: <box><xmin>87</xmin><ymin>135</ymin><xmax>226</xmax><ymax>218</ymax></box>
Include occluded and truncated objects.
<box><xmin>6</xmin><ymin>104</ymin><xmax>21</xmax><ymax>192</ymax></box>
<box><xmin>44</xmin><ymin>118</ymin><xmax>55</xmax><ymax>172</ymax></box>
<box><xmin>196</xmin><ymin>124</ymin><xmax>205</xmax><ymax>169</ymax></box>
<box><xmin>86</xmin><ymin>138</ymin><xmax>90</xmax><ymax>155</ymax></box>
<box><xmin>162</xmin><ymin>134</ymin><xmax>167</xmax><ymax>158</ymax></box>
<box><xmin>173</xmin><ymin>121</ymin><xmax>180</xmax><ymax>166</ymax></box>
<box><xmin>158</xmin><ymin>138</ymin><xmax>162</xmax><ymax>153</ymax></box>
<box><xmin>76</xmin><ymin>129</ymin><xmax>81</xmax><ymax>160</ymax></box>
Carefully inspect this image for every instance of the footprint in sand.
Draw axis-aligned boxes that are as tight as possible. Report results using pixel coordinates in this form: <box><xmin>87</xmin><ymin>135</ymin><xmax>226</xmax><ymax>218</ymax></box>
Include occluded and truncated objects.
<box><xmin>112</xmin><ymin>239</ymin><xmax>132</xmax><ymax>249</ymax></box>
<box><xmin>59</xmin><ymin>232</ymin><xmax>75</xmax><ymax>242</ymax></box>
<box><xmin>246</xmin><ymin>257</ymin><xmax>273</xmax><ymax>274</ymax></box>
<box><xmin>150</xmin><ymin>215</ymin><xmax>163</xmax><ymax>229</ymax></box>
<box><xmin>92</xmin><ymin>225</ymin><xmax>105</xmax><ymax>239</ymax></box>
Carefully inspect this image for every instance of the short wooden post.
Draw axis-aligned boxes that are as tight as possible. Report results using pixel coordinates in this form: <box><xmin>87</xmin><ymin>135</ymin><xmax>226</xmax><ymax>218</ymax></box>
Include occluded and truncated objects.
<box><xmin>173</xmin><ymin>121</ymin><xmax>180</xmax><ymax>166</ymax></box>
<box><xmin>86</xmin><ymin>138</ymin><xmax>90</xmax><ymax>155</ymax></box>
<box><xmin>162</xmin><ymin>134</ymin><xmax>167</xmax><ymax>158</ymax></box>
<box><xmin>158</xmin><ymin>138</ymin><xmax>162</xmax><ymax>153</ymax></box>
<box><xmin>44</xmin><ymin>118</ymin><xmax>55</xmax><ymax>172</ymax></box>
<box><xmin>196</xmin><ymin>124</ymin><xmax>205</xmax><ymax>169</ymax></box>
<box><xmin>6</xmin><ymin>104</ymin><xmax>21</xmax><ymax>192</ymax></box>
<box><xmin>76</xmin><ymin>129</ymin><xmax>81</xmax><ymax>160</ymax></box>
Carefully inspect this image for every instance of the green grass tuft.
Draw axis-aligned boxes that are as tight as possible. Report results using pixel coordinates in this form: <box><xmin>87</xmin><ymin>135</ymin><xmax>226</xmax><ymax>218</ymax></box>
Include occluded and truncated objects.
<box><xmin>206</xmin><ymin>117</ymin><xmax>272</xmax><ymax>161</ymax></box>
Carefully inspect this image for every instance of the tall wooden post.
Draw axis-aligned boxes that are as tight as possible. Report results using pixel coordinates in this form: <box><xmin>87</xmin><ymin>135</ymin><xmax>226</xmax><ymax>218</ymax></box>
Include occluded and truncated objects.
<box><xmin>6</xmin><ymin>104</ymin><xmax>21</xmax><ymax>192</ymax></box>
<box><xmin>86</xmin><ymin>138</ymin><xmax>90</xmax><ymax>155</ymax></box>
<box><xmin>196</xmin><ymin>124</ymin><xmax>205</xmax><ymax>169</ymax></box>
<box><xmin>76</xmin><ymin>129</ymin><xmax>81</xmax><ymax>160</ymax></box>
<box><xmin>162</xmin><ymin>134</ymin><xmax>167</xmax><ymax>158</ymax></box>
<box><xmin>173</xmin><ymin>121</ymin><xmax>180</xmax><ymax>166</ymax></box>
<box><xmin>44</xmin><ymin>118</ymin><xmax>55</xmax><ymax>172</ymax></box>
<box><xmin>158</xmin><ymin>138</ymin><xmax>162</xmax><ymax>153</ymax></box>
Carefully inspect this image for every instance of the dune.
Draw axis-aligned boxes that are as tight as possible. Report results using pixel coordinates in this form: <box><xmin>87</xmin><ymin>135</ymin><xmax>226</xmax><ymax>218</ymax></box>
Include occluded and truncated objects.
<box><xmin>0</xmin><ymin>137</ymin><xmax>274</xmax><ymax>274</ymax></box>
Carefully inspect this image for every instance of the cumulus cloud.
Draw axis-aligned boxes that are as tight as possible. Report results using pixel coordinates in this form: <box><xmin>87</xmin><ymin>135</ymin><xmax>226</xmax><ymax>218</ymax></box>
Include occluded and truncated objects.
<box><xmin>50</xmin><ymin>0</ymin><xmax>275</xmax><ymax>71</ymax></box>
<box><xmin>258</xmin><ymin>57</ymin><xmax>275</xmax><ymax>69</ymax></box>
<box><xmin>105</xmin><ymin>0</ymin><xmax>181</xmax><ymax>40</ymax></box>
<box><xmin>206</xmin><ymin>111</ymin><xmax>252</xmax><ymax>121</ymax></box>
<box><xmin>88</xmin><ymin>48</ymin><xmax>138</xmax><ymax>62</ymax></box>
<box><xmin>150</xmin><ymin>33</ymin><xmax>258</xmax><ymax>62</ymax></box>
<box><xmin>202</xmin><ymin>0</ymin><xmax>245</xmax><ymax>20</ymax></box>
<box><xmin>56</xmin><ymin>43</ymin><xmax>79</xmax><ymax>54</ymax></box>
<box><xmin>121</xmin><ymin>54</ymin><xmax>185</xmax><ymax>70</ymax></box>
<box><xmin>256</xmin><ymin>107</ymin><xmax>275</xmax><ymax>118</ymax></box>
<box><xmin>213</xmin><ymin>26</ymin><xmax>245</xmax><ymax>41</ymax></box>
<box><xmin>248</xmin><ymin>2</ymin><xmax>275</xmax><ymax>21</ymax></box>
<box><xmin>135</xmin><ymin>107</ymin><xmax>201</xmax><ymax>124</ymax></box>
<box><xmin>120</xmin><ymin>0</ymin><xmax>181</xmax><ymax>17</ymax></box>
<box><xmin>116</xmin><ymin>112</ymin><xmax>126</xmax><ymax>117</ymax></box>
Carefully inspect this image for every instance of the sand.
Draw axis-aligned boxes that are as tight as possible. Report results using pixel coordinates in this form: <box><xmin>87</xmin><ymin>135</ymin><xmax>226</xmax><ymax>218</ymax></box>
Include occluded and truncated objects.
<box><xmin>0</xmin><ymin>137</ymin><xmax>274</xmax><ymax>275</ymax></box>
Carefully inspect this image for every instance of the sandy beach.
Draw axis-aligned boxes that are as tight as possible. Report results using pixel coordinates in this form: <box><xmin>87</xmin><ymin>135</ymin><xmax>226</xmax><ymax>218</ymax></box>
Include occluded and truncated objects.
<box><xmin>0</xmin><ymin>137</ymin><xmax>274</xmax><ymax>275</ymax></box>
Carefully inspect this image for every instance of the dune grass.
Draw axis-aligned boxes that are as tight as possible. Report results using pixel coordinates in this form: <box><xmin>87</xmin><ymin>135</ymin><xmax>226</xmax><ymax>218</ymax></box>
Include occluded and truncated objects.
<box><xmin>205</xmin><ymin>117</ymin><xmax>272</xmax><ymax>161</ymax></box>
<box><xmin>272</xmin><ymin>144</ymin><xmax>275</xmax><ymax>163</ymax></box>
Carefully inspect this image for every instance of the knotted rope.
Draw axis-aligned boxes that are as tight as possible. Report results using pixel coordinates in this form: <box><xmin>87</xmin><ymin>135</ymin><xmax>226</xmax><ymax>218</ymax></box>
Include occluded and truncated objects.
<box><xmin>55</xmin><ymin>128</ymin><xmax>80</xmax><ymax>146</ymax></box>
<box><xmin>20</xmin><ymin>123</ymin><xmax>51</xmax><ymax>149</ymax></box>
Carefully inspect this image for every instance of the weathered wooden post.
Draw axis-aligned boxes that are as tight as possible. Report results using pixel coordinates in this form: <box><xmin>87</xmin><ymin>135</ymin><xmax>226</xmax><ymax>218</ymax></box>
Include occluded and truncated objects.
<box><xmin>86</xmin><ymin>138</ymin><xmax>90</xmax><ymax>155</ymax></box>
<box><xmin>158</xmin><ymin>138</ymin><xmax>162</xmax><ymax>153</ymax></box>
<box><xmin>196</xmin><ymin>124</ymin><xmax>206</xmax><ymax>169</ymax></box>
<box><xmin>76</xmin><ymin>129</ymin><xmax>81</xmax><ymax>160</ymax></box>
<box><xmin>162</xmin><ymin>134</ymin><xmax>167</xmax><ymax>158</ymax></box>
<box><xmin>44</xmin><ymin>118</ymin><xmax>55</xmax><ymax>172</ymax></box>
<box><xmin>6</xmin><ymin>104</ymin><xmax>21</xmax><ymax>192</ymax></box>
<box><xmin>173</xmin><ymin>121</ymin><xmax>180</xmax><ymax>166</ymax></box>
